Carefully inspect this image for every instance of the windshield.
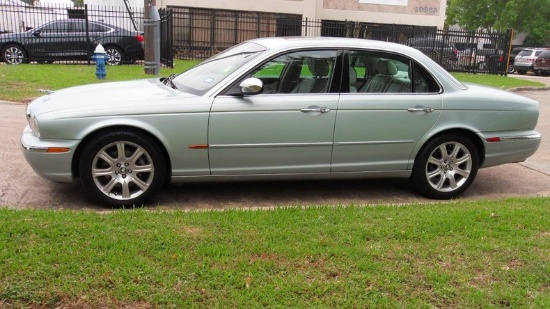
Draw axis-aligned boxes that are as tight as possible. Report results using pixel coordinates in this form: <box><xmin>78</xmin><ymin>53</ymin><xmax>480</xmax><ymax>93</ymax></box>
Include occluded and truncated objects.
<box><xmin>172</xmin><ymin>42</ymin><xmax>267</xmax><ymax>95</ymax></box>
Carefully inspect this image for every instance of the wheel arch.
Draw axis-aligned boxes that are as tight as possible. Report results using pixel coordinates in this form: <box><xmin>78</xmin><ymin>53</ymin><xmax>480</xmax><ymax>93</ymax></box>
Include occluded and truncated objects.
<box><xmin>413</xmin><ymin>128</ymin><xmax>485</xmax><ymax>168</ymax></box>
<box><xmin>71</xmin><ymin>125</ymin><xmax>172</xmax><ymax>183</ymax></box>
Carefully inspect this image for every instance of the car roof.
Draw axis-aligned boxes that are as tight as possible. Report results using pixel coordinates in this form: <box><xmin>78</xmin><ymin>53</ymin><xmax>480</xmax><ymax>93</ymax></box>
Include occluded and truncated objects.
<box><xmin>249</xmin><ymin>37</ymin><xmax>427</xmax><ymax>58</ymax></box>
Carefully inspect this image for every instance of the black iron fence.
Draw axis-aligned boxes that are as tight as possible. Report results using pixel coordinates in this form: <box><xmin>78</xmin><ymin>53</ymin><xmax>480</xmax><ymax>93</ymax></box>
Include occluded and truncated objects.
<box><xmin>0</xmin><ymin>3</ymin><xmax>174</xmax><ymax>66</ymax></box>
<box><xmin>169</xmin><ymin>6</ymin><xmax>512</xmax><ymax>75</ymax></box>
<box><xmin>1</xmin><ymin>3</ymin><xmax>512</xmax><ymax>74</ymax></box>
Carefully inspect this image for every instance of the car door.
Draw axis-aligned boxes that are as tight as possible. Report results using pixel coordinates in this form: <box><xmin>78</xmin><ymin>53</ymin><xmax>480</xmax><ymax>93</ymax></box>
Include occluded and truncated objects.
<box><xmin>208</xmin><ymin>49</ymin><xmax>342</xmax><ymax>175</ymax></box>
<box><xmin>25</xmin><ymin>21</ymin><xmax>72</xmax><ymax>59</ymax></box>
<box><xmin>332</xmin><ymin>50</ymin><xmax>442</xmax><ymax>172</ymax></box>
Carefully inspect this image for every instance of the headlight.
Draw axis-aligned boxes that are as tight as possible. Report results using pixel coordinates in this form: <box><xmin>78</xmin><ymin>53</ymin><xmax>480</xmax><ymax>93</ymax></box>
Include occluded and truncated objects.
<box><xmin>27</xmin><ymin>114</ymin><xmax>41</xmax><ymax>138</ymax></box>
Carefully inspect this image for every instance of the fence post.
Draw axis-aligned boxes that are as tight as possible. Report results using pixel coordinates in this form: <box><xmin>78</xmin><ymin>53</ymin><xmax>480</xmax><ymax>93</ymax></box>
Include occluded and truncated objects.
<box><xmin>210</xmin><ymin>10</ymin><xmax>215</xmax><ymax>57</ymax></box>
<box><xmin>504</xmin><ymin>28</ymin><xmax>514</xmax><ymax>76</ymax></box>
<box><xmin>85</xmin><ymin>5</ymin><xmax>91</xmax><ymax>65</ymax></box>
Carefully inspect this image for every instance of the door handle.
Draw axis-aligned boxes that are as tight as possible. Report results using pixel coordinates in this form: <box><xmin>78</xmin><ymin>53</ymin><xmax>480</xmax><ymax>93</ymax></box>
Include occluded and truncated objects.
<box><xmin>301</xmin><ymin>107</ymin><xmax>331</xmax><ymax>113</ymax></box>
<box><xmin>407</xmin><ymin>107</ymin><xmax>434</xmax><ymax>113</ymax></box>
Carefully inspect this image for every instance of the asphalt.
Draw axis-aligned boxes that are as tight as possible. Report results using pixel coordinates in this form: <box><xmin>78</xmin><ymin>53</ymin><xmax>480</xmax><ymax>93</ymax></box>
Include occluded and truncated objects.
<box><xmin>1</xmin><ymin>76</ymin><xmax>549</xmax><ymax>210</ymax></box>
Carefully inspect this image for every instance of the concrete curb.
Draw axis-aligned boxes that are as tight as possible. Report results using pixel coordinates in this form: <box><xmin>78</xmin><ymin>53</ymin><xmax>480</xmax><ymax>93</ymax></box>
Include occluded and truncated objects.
<box><xmin>508</xmin><ymin>86</ymin><xmax>550</xmax><ymax>92</ymax></box>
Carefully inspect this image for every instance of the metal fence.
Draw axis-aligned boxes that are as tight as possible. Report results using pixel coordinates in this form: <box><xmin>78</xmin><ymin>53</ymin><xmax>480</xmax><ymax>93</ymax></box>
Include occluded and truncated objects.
<box><xmin>1</xmin><ymin>3</ymin><xmax>512</xmax><ymax>74</ymax></box>
<box><xmin>169</xmin><ymin>6</ymin><xmax>512</xmax><ymax>75</ymax></box>
<box><xmin>0</xmin><ymin>3</ymin><xmax>148</xmax><ymax>65</ymax></box>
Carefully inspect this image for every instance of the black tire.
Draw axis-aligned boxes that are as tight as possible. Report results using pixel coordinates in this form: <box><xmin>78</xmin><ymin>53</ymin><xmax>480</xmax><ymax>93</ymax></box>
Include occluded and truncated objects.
<box><xmin>476</xmin><ymin>62</ymin><xmax>486</xmax><ymax>70</ymax></box>
<box><xmin>104</xmin><ymin>46</ymin><xmax>123</xmax><ymax>65</ymax></box>
<box><xmin>411</xmin><ymin>134</ymin><xmax>479</xmax><ymax>200</ymax></box>
<box><xmin>79</xmin><ymin>130</ymin><xmax>166</xmax><ymax>207</ymax></box>
<box><xmin>2</xmin><ymin>44</ymin><xmax>27</xmax><ymax>64</ymax></box>
<box><xmin>508</xmin><ymin>64</ymin><xmax>515</xmax><ymax>74</ymax></box>
<box><xmin>517</xmin><ymin>70</ymin><xmax>527</xmax><ymax>75</ymax></box>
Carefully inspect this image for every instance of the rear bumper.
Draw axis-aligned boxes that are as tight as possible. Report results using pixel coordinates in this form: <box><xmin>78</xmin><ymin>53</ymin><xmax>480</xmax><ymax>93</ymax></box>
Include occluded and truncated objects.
<box><xmin>480</xmin><ymin>131</ymin><xmax>542</xmax><ymax>168</ymax></box>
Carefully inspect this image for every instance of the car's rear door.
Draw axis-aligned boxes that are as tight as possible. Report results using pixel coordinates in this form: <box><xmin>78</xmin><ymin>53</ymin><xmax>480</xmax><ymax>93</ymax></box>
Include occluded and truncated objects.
<box><xmin>332</xmin><ymin>50</ymin><xmax>442</xmax><ymax>172</ymax></box>
<box><xmin>208</xmin><ymin>49</ymin><xmax>342</xmax><ymax>175</ymax></box>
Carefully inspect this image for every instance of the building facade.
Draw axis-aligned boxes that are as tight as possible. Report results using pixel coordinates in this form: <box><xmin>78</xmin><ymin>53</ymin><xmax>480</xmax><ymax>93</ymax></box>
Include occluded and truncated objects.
<box><xmin>157</xmin><ymin>0</ymin><xmax>446</xmax><ymax>28</ymax></box>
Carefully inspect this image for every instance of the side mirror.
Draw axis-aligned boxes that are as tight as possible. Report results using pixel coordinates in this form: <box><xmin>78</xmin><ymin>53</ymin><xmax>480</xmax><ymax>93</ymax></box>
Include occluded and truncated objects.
<box><xmin>32</xmin><ymin>30</ymin><xmax>41</xmax><ymax>37</ymax></box>
<box><xmin>239</xmin><ymin>77</ymin><xmax>263</xmax><ymax>95</ymax></box>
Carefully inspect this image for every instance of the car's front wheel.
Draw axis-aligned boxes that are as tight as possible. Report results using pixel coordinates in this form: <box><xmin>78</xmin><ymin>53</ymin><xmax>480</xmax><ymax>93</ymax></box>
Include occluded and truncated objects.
<box><xmin>104</xmin><ymin>46</ymin><xmax>123</xmax><ymax>65</ymax></box>
<box><xmin>508</xmin><ymin>64</ymin><xmax>515</xmax><ymax>73</ymax></box>
<box><xmin>79</xmin><ymin>131</ymin><xmax>166</xmax><ymax>207</ymax></box>
<box><xmin>2</xmin><ymin>44</ymin><xmax>27</xmax><ymax>64</ymax></box>
<box><xmin>411</xmin><ymin>134</ymin><xmax>479</xmax><ymax>199</ymax></box>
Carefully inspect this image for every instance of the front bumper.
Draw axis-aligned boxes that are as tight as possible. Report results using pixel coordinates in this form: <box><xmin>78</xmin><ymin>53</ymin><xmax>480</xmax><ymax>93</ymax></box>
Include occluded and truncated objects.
<box><xmin>21</xmin><ymin>126</ymin><xmax>79</xmax><ymax>183</ymax></box>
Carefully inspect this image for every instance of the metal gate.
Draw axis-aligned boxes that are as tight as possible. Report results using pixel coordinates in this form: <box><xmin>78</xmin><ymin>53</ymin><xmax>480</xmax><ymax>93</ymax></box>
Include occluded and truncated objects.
<box><xmin>159</xmin><ymin>8</ymin><xmax>173</xmax><ymax>68</ymax></box>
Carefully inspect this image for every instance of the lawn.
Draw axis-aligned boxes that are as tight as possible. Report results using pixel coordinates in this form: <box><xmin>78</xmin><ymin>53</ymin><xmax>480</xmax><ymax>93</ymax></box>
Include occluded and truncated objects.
<box><xmin>1</xmin><ymin>198</ymin><xmax>549</xmax><ymax>308</ymax></box>
<box><xmin>1</xmin><ymin>61</ymin><xmax>548</xmax><ymax>308</ymax></box>
<box><xmin>0</xmin><ymin>61</ymin><xmax>545</xmax><ymax>102</ymax></box>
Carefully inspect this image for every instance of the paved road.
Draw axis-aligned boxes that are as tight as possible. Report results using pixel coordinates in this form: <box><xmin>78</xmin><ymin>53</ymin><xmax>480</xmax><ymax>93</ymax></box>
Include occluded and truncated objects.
<box><xmin>1</xmin><ymin>89</ymin><xmax>549</xmax><ymax>210</ymax></box>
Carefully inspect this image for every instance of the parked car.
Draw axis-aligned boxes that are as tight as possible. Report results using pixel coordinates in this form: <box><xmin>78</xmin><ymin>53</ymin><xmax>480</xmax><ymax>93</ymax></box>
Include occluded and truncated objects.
<box><xmin>21</xmin><ymin>37</ymin><xmax>541</xmax><ymax>206</ymax></box>
<box><xmin>507</xmin><ymin>46</ymin><xmax>525</xmax><ymax>73</ymax></box>
<box><xmin>0</xmin><ymin>19</ymin><xmax>144</xmax><ymax>65</ymax></box>
<box><xmin>406</xmin><ymin>37</ymin><xmax>460</xmax><ymax>61</ymax></box>
<box><xmin>514</xmin><ymin>48</ymin><xmax>547</xmax><ymax>75</ymax></box>
<box><xmin>534</xmin><ymin>50</ymin><xmax>550</xmax><ymax>76</ymax></box>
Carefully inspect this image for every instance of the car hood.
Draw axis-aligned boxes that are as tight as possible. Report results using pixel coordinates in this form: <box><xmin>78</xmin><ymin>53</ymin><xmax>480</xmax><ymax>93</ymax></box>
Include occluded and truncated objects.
<box><xmin>29</xmin><ymin>78</ymin><xmax>201</xmax><ymax>118</ymax></box>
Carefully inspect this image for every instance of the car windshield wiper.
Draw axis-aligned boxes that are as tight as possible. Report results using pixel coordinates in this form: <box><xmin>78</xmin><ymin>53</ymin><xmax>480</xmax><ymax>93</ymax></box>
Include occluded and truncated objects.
<box><xmin>161</xmin><ymin>74</ymin><xmax>178</xmax><ymax>89</ymax></box>
<box><xmin>201</xmin><ymin>51</ymin><xmax>257</xmax><ymax>65</ymax></box>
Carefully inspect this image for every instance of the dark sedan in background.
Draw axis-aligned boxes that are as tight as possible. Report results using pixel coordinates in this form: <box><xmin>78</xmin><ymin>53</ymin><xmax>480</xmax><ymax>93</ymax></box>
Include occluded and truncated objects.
<box><xmin>0</xmin><ymin>19</ymin><xmax>144</xmax><ymax>65</ymax></box>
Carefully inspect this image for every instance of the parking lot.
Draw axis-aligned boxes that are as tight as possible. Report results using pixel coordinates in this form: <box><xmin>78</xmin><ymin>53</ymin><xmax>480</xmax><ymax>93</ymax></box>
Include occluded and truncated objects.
<box><xmin>1</xmin><ymin>86</ymin><xmax>549</xmax><ymax>210</ymax></box>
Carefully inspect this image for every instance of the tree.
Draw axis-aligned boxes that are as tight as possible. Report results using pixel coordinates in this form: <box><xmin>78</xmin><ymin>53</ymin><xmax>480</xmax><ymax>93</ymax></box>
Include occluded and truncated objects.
<box><xmin>446</xmin><ymin>0</ymin><xmax>550</xmax><ymax>45</ymax></box>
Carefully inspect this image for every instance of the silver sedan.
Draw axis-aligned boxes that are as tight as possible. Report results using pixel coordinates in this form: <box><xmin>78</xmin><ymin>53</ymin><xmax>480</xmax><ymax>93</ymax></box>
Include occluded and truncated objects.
<box><xmin>21</xmin><ymin>37</ymin><xmax>542</xmax><ymax>206</ymax></box>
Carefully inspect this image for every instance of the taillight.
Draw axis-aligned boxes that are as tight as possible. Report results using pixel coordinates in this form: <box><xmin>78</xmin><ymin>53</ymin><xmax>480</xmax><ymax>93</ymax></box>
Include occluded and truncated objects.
<box><xmin>136</xmin><ymin>34</ymin><xmax>144</xmax><ymax>43</ymax></box>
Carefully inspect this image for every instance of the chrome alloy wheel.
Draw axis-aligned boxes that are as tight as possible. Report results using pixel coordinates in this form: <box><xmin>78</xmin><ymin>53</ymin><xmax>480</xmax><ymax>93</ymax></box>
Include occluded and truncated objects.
<box><xmin>105</xmin><ymin>47</ymin><xmax>122</xmax><ymax>65</ymax></box>
<box><xmin>425</xmin><ymin>141</ymin><xmax>472</xmax><ymax>193</ymax></box>
<box><xmin>3</xmin><ymin>45</ymin><xmax>25</xmax><ymax>64</ymax></box>
<box><xmin>91</xmin><ymin>141</ymin><xmax>155</xmax><ymax>201</ymax></box>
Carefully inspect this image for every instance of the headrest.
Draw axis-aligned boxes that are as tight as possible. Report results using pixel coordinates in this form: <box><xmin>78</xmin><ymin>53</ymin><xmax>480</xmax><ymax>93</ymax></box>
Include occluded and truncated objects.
<box><xmin>376</xmin><ymin>59</ymin><xmax>397</xmax><ymax>76</ymax></box>
<box><xmin>308</xmin><ymin>58</ymin><xmax>330</xmax><ymax>77</ymax></box>
<box><xmin>349</xmin><ymin>67</ymin><xmax>357</xmax><ymax>84</ymax></box>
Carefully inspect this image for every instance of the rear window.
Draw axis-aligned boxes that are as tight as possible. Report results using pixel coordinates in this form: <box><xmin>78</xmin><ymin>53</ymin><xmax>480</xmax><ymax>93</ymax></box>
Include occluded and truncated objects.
<box><xmin>517</xmin><ymin>50</ymin><xmax>533</xmax><ymax>57</ymax></box>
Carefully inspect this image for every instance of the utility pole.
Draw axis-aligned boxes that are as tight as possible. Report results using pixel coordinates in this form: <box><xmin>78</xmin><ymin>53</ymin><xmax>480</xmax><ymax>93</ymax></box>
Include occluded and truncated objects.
<box><xmin>144</xmin><ymin>0</ymin><xmax>160</xmax><ymax>75</ymax></box>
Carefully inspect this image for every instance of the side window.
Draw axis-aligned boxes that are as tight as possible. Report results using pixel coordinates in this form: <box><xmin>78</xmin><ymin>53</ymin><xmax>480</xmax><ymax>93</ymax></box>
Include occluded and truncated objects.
<box><xmin>411</xmin><ymin>63</ymin><xmax>440</xmax><ymax>93</ymax></box>
<box><xmin>72</xmin><ymin>22</ymin><xmax>86</xmax><ymax>33</ymax></box>
<box><xmin>248</xmin><ymin>50</ymin><xmax>338</xmax><ymax>94</ymax></box>
<box><xmin>350</xmin><ymin>50</ymin><xmax>412</xmax><ymax>93</ymax></box>
<box><xmin>41</xmin><ymin>21</ymin><xmax>71</xmax><ymax>33</ymax></box>
<box><xmin>89</xmin><ymin>23</ymin><xmax>110</xmax><ymax>33</ymax></box>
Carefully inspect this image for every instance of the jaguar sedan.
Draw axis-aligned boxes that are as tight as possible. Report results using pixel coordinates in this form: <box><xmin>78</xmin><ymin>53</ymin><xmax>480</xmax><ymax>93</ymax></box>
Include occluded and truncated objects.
<box><xmin>21</xmin><ymin>37</ymin><xmax>541</xmax><ymax>206</ymax></box>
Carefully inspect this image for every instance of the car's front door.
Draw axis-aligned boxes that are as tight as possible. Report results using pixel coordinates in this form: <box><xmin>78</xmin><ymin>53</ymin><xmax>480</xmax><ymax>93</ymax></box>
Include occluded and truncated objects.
<box><xmin>208</xmin><ymin>49</ymin><xmax>342</xmax><ymax>175</ymax></box>
<box><xmin>332</xmin><ymin>50</ymin><xmax>442</xmax><ymax>172</ymax></box>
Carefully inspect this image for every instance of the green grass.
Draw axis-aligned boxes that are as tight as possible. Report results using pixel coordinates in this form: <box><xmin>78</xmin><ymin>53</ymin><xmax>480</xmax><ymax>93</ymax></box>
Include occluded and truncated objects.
<box><xmin>0</xmin><ymin>62</ymin><xmax>545</xmax><ymax>102</ymax></box>
<box><xmin>1</xmin><ymin>198</ymin><xmax>548</xmax><ymax>307</ymax></box>
<box><xmin>0</xmin><ymin>60</ymin><xmax>199</xmax><ymax>102</ymax></box>
<box><xmin>452</xmin><ymin>72</ymin><xmax>546</xmax><ymax>89</ymax></box>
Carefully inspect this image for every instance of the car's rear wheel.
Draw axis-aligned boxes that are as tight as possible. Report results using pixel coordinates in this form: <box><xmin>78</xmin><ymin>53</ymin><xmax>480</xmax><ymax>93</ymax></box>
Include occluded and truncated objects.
<box><xmin>104</xmin><ymin>46</ymin><xmax>123</xmax><ymax>65</ymax></box>
<box><xmin>508</xmin><ymin>64</ymin><xmax>515</xmax><ymax>73</ymax></box>
<box><xmin>411</xmin><ymin>134</ymin><xmax>479</xmax><ymax>199</ymax></box>
<box><xmin>2</xmin><ymin>44</ymin><xmax>27</xmax><ymax>64</ymax></box>
<box><xmin>476</xmin><ymin>61</ymin><xmax>486</xmax><ymax>70</ymax></box>
<box><xmin>79</xmin><ymin>131</ymin><xmax>166</xmax><ymax>207</ymax></box>
<box><xmin>517</xmin><ymin>70</ymin><xmax>527</xmax><ymax>75</ymax></box>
